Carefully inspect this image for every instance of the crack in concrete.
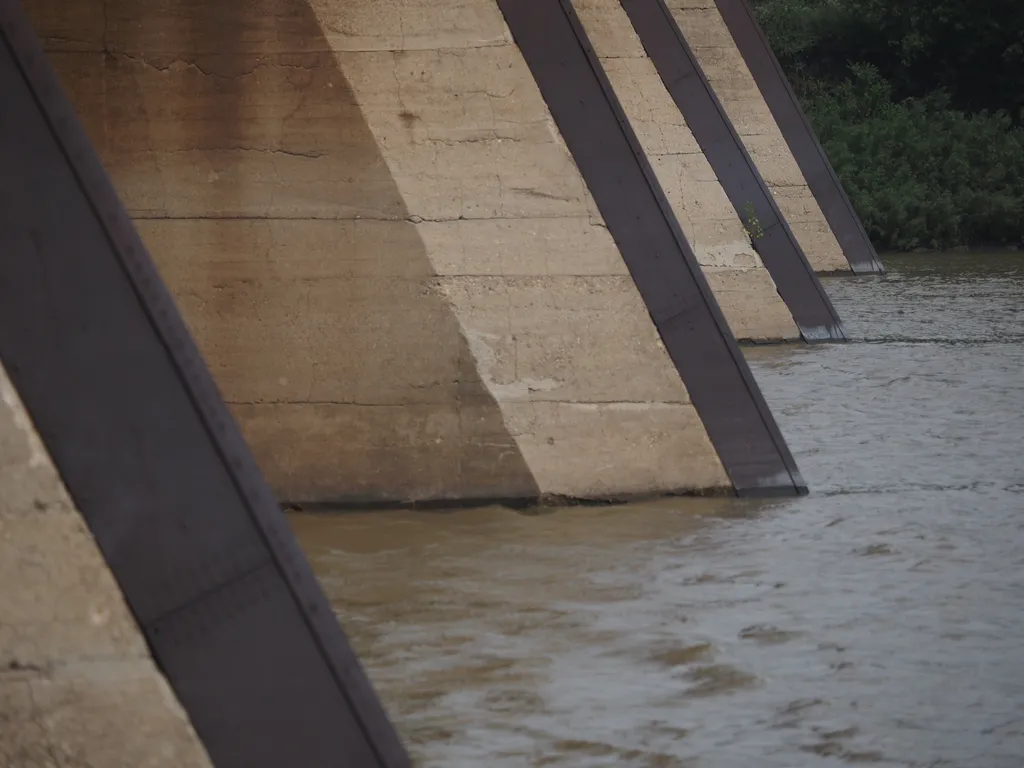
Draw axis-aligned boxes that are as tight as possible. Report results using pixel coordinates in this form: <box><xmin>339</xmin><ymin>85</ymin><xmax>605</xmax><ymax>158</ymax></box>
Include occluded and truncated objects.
<box><xmin>508</xmin><ymin>187</ymin><xmax>573</xmax><ymax>202</ymax></box>
<box><xmin>3</xmin><ymin>659</ymin><xmax>49</xmax><ymax>675</ymax></box>
<box><xmin>153</xmin><ymin>146</ymin><xmax>327</xmax><ymax>159</ymax></box>
<box><xmin>419</xmin><ymin>134</ymin><xmax>534</xmax><ymax>146</ymax></box>
<box><xmin>110</xmin><ymin>51</ymin><xmax>321</xmax><ymax>79</ymax></box>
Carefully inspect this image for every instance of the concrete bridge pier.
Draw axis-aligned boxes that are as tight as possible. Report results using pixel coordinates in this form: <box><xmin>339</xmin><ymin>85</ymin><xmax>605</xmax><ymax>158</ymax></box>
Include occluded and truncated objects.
<box><xmin>710</xmin><ymin>0</ymin><xmax>884</xmax><ymax>274</ymax></box>
<box><xmin>20</xmin><ymin>0</ymin><xmax>811</xmax><ymax>505</ymax></box>
<box><xmin>568</xmin><ymin>0</ymin><xmax>800</xmax><ymax>343</ymax></box>
<box><xmin>0</xmin><ymin>0</ymin><xmax>864</xmax><ymax>761</ymax></box>
<box><xmin>0</xmin><ymin>5</ymin><xmax>412</xmax><ymax>761</ymax></box>
<box><xmin>571</xmin><ymin>0</ymin><xmax>845</xmax><ymax>341</ymax></box>
<box><xmin>663</xmin><ymin>0</ymin><xmax>880</xmax><ymax>274</ymax></box>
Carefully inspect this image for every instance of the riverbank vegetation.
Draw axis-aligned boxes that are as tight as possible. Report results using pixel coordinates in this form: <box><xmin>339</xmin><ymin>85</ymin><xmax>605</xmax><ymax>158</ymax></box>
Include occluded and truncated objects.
<box><xmin>752</xmin><ymin>0</ymin><xmax>1024</xmax><ymax>250</ymax></box>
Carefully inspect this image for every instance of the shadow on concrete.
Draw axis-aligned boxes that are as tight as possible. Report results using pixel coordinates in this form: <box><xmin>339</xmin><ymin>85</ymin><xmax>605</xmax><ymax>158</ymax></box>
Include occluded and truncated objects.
<box><xmin>23</xmin><ymin>0</ymin><xmax>540</xmax><ymax>506</ymax></box>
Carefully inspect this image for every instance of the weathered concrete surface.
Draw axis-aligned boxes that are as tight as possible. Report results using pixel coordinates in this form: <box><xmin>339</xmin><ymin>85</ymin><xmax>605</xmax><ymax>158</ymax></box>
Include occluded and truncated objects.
<box><xmin>573</xmin><ymin>0</ymin><xmax>798</xmax><ymax>341</ymax></box>
<box><xmin>310</xmin><ymin>0</ymin><xmax>731</xmax><ymax>498</ymax></box>
<box><xmin>666</xmin><ymin>0</ymin><xmax>850</xmax><ymax>274</ymax></box>
<box><xmin>26</xmin><ymin>0</ymin><xmax>539</xmax><ymax>504</ymax></box>
<box><xmin>0</xmin><ymin>364</ymin><xmax>212</xmax><ymax>767</ymax></box>
<box><xmin>25</xmin><ymin>0</ymin><xmax>730</xmax><ymax>502</ymax></box>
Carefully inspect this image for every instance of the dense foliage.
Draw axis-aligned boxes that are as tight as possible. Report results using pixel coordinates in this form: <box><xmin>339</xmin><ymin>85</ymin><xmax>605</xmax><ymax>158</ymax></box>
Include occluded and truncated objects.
<box><xmin>752</xmin><ymin>0</ymin><xmax>1024</xmax><ymax>250</ymax></box>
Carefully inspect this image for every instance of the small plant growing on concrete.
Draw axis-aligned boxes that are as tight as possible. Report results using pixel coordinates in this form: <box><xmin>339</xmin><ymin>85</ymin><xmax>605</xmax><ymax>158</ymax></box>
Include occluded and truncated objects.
<box><xmin>742</xmin><ymin>201</ymin><xmax>765</xmax><ymax>243</ymax></box>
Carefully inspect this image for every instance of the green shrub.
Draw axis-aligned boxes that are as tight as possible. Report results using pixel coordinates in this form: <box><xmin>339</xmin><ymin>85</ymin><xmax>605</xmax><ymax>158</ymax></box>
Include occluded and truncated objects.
<box><xmin>751</xmin><ymin>0</ymin><xmax>1024</xmax><ymax>250</ymax></box>
<box><xmin>800</xmin><ymin>65</ymin><xmax>1024</xmax><ymax>250</ymax></box>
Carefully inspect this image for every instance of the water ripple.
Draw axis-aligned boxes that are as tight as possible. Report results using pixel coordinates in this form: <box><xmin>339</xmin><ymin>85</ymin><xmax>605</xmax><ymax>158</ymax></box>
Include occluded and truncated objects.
<box><xmin>294</xmin><ymin>251</ymin><xmax>1024</xmax><ymax>768</ymax></box>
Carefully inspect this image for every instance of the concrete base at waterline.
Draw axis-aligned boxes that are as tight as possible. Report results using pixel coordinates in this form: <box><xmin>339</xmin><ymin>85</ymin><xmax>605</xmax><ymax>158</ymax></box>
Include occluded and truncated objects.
<box><xmin>22</xmin><ymin>0</ymin><xmax>807</xmax><ymax>504</ymax></box>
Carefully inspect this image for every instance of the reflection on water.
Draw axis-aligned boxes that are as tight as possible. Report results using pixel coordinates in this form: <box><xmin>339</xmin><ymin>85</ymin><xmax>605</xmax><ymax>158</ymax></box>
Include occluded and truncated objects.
<box><xmin>291</xmin><ymin>252</ymin><xmax>1024</xmax><ymax>767</ymax></box>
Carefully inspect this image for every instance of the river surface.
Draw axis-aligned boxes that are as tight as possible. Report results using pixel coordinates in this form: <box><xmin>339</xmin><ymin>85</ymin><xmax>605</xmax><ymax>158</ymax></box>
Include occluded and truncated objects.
<box><xmin>291</xmin><ymin>252</ymin><xmax>1024</xmax><ymax>767</ymax></box>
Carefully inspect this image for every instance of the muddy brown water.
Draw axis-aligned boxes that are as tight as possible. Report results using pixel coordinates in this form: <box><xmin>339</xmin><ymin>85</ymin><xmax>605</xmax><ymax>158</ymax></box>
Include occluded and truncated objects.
<box><xmin>291</xmin><ymin>252</ymin><xmax>1024</xmax><ymax>767</ymax></box>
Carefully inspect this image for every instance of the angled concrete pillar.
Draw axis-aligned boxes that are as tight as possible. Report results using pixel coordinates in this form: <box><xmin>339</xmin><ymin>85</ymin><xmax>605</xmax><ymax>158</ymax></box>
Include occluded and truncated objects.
<box><xmin>600</xmin><ymin>0</ymin><xmax>845</xmax><ymax>340</ymax></box>
<box><xmin>712</xmin><ymin>0</ymin><xmax>883</xmax><ymax>274</ymax></box>
<box><xmin>1</xmin><ymin>3</ymin><xmax>412</xmax><ymax>762</ymax></box>
<box><xmin>571</xmin><ymin>0</ymin><xmax>798</xmax><ymax>342</ymax></box>
<box><xmin>22</xmin><ymin>0</ymin><xmax>805</xmax><ymax>502</ymax></box>
<box><xmin>664</xmin><ymin>0</ymin><xmax>850</xmax><ymax>273</ymax></box>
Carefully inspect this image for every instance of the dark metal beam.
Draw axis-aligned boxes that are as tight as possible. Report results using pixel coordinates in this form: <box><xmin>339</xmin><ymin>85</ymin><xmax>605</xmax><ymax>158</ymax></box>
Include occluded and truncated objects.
<box><xmin>620</xmin><ymin>0</ymin><xmax>847</xmax><ymax>341</ymax></box>
<box><xmin>496</xmin><ymin>0</ymin><xmax>807</xmax><ymax>496</ymax></box>
<box><xmin>0</xmin><ymin>3</ymin><xmax>410</xmax><ymax>766</ymax></box>
<box><xmin>713</xmin><ymin>0</ymin><xmax>884</xmax><ymax>275</ymax></box>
